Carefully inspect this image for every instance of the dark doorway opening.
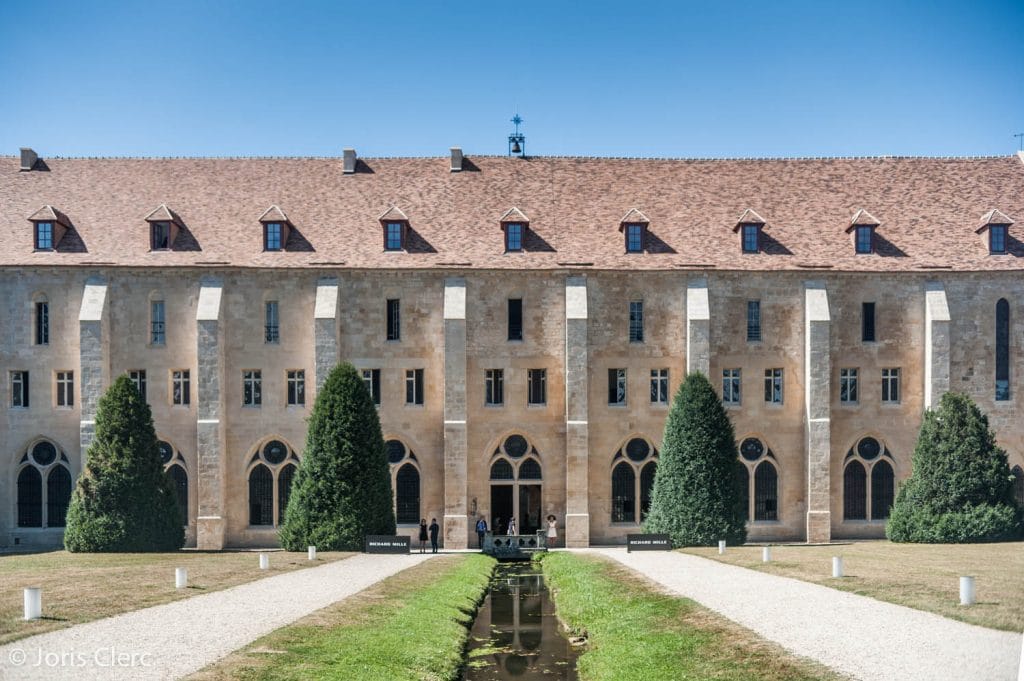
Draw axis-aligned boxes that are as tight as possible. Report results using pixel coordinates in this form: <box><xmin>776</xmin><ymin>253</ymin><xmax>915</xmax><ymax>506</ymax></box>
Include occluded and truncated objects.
<box><xmin>519</xmin><ymin>484</ymin><xmax>542</xmax><ymax>534</ymax></box>
<box><xmin>491</xmin><ymin>485</ymin><xmax>514</xmax><ymax>535</ymax></box>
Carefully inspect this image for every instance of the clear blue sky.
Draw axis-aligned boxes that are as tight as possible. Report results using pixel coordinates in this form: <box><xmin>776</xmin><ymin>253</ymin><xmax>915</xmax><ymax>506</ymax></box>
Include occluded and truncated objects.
<box><xmin>1</xmin><ymin>0</ymin><xmax>1021</xmax><ymax>158</ymax></box>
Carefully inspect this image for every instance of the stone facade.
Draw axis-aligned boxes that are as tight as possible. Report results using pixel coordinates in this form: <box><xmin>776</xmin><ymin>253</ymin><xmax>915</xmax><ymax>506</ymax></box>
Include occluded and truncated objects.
<box><xmin>3</xmin><ymin>266</ymin><xmax>1023</xmax><ymax>549</ymax></box>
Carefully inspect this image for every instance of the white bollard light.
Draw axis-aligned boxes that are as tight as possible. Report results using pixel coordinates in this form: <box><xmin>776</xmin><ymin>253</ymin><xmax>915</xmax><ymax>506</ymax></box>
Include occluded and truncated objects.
<box><xmin>23</xmin><ymin>587</ymin><xmax>41</xmax><ymax>620</ymax></box>
<box><xmin>762</xmin><ymin>546</ymin><xmax>772</xmax><ymax>563</ymax></box>
<box><xmin>832</xmin><ymin>556</ymin><xmax>844</xmax><ymax>578</ymax></box>
<box><xmin>308</xmin><ymin>546</ymin><xmax>317</xmax><ymax>561</ymax></box>
<box><xmin>259</xmin><ymin>553</ymin><xmax>269</xmax><ymax>570</ymax></box>
<box><xmin>718</xmin><ymin>540</ymin><xmax>726</xmax><ymax>555</ymax></box>
<box><xmin>1017</xmin><ymin>629</ymin><xmax>1023</xmax><ymax>681</ymax></box>
<box><xmin>959</xmin><ymin>576</ymin><xmax>975</xmax><ymax>606</ymax></box>
<box><xmin>175</xmin><ymin>567</ymin><xmax>188</xmax><ymax>589</ymax></box>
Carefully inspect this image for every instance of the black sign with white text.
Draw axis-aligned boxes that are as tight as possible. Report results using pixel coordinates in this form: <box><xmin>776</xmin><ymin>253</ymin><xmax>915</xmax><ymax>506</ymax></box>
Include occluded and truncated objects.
<box><xmin>626</xmin><ymin>534</ymin><xmax>672</xmax><ymax>552</ymax></box>
<box><xmin>364</xmin><ymin>535</ymin><xmax>411</xmax><ymax>554</ymax></box>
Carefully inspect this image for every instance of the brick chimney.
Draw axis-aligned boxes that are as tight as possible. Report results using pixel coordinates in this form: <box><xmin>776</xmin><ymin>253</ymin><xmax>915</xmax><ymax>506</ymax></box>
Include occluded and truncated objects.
<box><xmin>20</xmin><ymin>148</ymin><xmax>38</xmax><ymax>171</ymax></box>
<box><xmin>343</xmin><ymin>148</ymin><xmax>357</xmax><ymax>174</ymax></box>
<box><xmin>450</xmin><ymin>147</ymin><xmax>463</xmax><ymax>172</ymax></box>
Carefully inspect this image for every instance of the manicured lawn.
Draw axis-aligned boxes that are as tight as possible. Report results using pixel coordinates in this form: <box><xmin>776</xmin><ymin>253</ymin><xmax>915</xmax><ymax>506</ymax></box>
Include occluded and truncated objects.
<box><xmin>539</xmin><ymin>552</ymin><xmax>842</xmax><ymax>681</ymax></box>
<box><xmin>191</xmin><ymin>553</ymin><xmax>495</xmax><ymax>681</ymax></box>
<box><xmin>0</xmin><ymin>549</ymin><xmax>352</xmax><ymax>645</ymax></box>
<box><xmin>681</xmin><ymin>541</ymin><xmax>1024</xmax><ymax>632</ymax></box>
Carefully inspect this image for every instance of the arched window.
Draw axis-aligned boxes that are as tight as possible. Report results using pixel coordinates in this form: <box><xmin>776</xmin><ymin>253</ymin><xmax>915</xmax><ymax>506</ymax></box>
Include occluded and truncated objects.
<box><xmin>640</xmin><ymin>462</ymin><xmax>657</xmax><ymax>521</ymax></box>
<box><xmin>17</xmin><ymin>467</ymin><xmax>43</xmax><ymax>527</ymax></box>
<box><xmin>1011</xmin><ymin>466</ymin><xmax>1024</xmax><ymax>506</ymax></box>
<box><xmin>995</xmin><ymin>299</ymin><xmax>1010</xmax><ymax>401</ymax></box>
<box><xmin>168</xmin><ymin>465</ymin><xmax>188</xmax><ymax>526</ymax></box>
<box><xmin>518</xmin><ymin>458</ymin><xmax>542</xmax><ymax>480</ymax></box>
<box><xmin>395</xmin><ymin>463</ymin><xmax>420</xmax><ymax>525</ymax></box>
<box><xmin>611</xmin><ymin>463</ymin><xmax>636</xmax><ymax>523</ymax></box>
<box><xmin>754</xmin><ymin>461</ymin><xmax>778</xmax><ymax>521</ymax></box>
<box><xmin>871</xmin><ymin>460</ymin><xmax>894</xmax><ymax>520</ymax></box>
<box><xmin>278</xmin><ymin>463</ymin><xmax>297</xmax><ymax>522</ymax></box>
<box><xmin>490</xmin><ymin>459</ymin><xmax>514</xmax><ymax>480</ymax></box>
<box><xmin>248</xmin><ymin>464</ymin><xmax>273</xmax><ymax>526</ymax></box>
<box><xmin>844</xmin><ymin>461</ymin><xmax>867</xmax><ymax>520</ymax></box>
<box><xmin>46</xmin><ymin>466</ymin><xmax>72</xmax><ymax>527</ymax></box>
<box><xmin>735</xmin><ymin>463</ymin><xmax>750</xmax><ymax>519</ymax></box>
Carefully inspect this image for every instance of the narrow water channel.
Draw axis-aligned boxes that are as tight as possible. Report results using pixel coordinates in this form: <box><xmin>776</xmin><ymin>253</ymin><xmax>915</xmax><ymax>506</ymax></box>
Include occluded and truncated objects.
<box><xmin>463</xmin><ymin>562</ymin><xmax>580</xmax><ymax>680</ymax></box>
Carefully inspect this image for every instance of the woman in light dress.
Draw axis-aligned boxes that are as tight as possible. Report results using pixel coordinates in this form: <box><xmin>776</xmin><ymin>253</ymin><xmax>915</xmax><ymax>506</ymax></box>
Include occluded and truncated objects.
<box><xmin>546</xmin><ymin>514</ymin><xmax>558</xmax><ymax>547</ymax></box>
<box><xmin>506</xmin><ymin>517</ymin><xmax>517</xmax><ymax>536</ymax></box>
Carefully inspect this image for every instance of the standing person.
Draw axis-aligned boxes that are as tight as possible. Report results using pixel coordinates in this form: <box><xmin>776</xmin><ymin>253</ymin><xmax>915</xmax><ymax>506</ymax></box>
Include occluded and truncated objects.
<box><xmin>475</xmin><ymin>516</ymin><xmax>488</xmax><ymax>548</ymax></box>
<box><xmin>507</xmin><ymin>517</ymin><xmax>517</xmax><ymax>536</ymax></box>
<box><xmin>429</xmin><ymin>517</ymin><xmax>440</xmax><ymax>554</ymax></box>
<box><xmin>546</xmin><ymin>514</ymin><xmax>558</xmax><ymax>548</ymax></box>
<box><xmin>418</xmin><ymin>518</ymin><xmax>428</xmax><ymax>554</ymax></box>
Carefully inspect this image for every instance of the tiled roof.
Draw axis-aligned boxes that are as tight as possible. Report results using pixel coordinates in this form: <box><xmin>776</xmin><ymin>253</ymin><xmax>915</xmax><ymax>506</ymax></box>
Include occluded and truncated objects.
<box><xmin>2</xmin><ymin>154</ymin><xmax>1023</xmax><ymax>271</ymax></box>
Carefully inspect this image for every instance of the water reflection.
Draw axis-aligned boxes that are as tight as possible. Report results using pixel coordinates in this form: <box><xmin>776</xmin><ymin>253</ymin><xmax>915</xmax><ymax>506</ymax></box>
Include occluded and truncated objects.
<box><xmin>464</xmin><ymin>563</ymin><xmax>579</xmax><ymax>680</ymax></box>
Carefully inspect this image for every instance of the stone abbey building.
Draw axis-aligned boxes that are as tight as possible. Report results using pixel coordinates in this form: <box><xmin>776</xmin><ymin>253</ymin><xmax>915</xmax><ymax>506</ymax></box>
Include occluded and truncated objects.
<box><xmin>3</xmin><ymin>147</ymin><xmax>1024</xmax><ymax>550</ymax></box>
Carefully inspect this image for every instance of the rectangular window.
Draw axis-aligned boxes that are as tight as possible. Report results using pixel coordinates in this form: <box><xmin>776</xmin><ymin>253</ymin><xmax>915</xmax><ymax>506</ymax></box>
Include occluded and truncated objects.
<box><xmin>287</xmin><ymin>370</ymin><xmax>305</xmax><ymax>406</ymax></box>
<box><xmin>507</xmin><ymin>298</ymin><xmax>523</xmax><ymax>341</ymax></box>
<box><xmin>362</xmin><ymin>369</ymin><xmax>381</xmax><ymax>406</ymax></box>
<box><xmin>990</xmin><ymin>225</ymin><xmax>1007</xmax><ymax>254</ymax></box>
<box><xmin>128</xmin><ymin>370</ymin><xmax>147</xmax><ymax>401</ymax></box>
<box><xmin>405</xmin><ymin>369</ymin><xmax>424</xmax><ymax>405</ymax></box>
<box><xmin>56</xmin><ymin>371</ymin><xmax>74</xmax><ymax>407</ymax></box>
<box><xmin>386</xmin><ymin>299</ymin><xmax>401</xmax><ymax>341</ymax></box>
<box><xmin>626</xmin><ymin>224</ymin><xmax>643</xmax><ymax>253</ymax></box>
<box><xmin>862</xmin><ymin>302</ymin><xmax>876</xmax><ymax>342</ymax></box>
<box><xmin>747</xmin><ymin>300</ymin><xmax>762</xmax><ymax>342</ymax></box>
<box><xmin>35</xmin><ymin>222</ymin><xmax>53</xmax><ymax>250</ymax></box>
<box><xmin>506</xmin><ymin>223</ymin><xmax>523</xmax><ymax>251</ymax></box>
<box><xmin>629</xmin><ymin>301</ymin><xmax>644</xmax><ymax>342</ymax></box>
<box><xmin>151</xmin><ymin>301</ymin><xmax>166</xmax><ymax>345</ymax></box>
<box><xmin>151</xmin><ymin>221</ymin><xmax>171</xmax><ymax>250</ymax></box>
<box><xmin>840</xmin><ymin>368</ymin><xmax>858</xmax><ymax>404</ymax></box>
<box><xmin>172</xmin><ymin>370</ymin><xmax>191</xmax><ymax>405</ymax></box>
<box><xmin>243</xmin><ymin>370</ymin><xmax>262</xmax><ymax>407</ymax></box>
<box><xmin>527</xmin><ymin>368</ymin><xmax>547</xmax><ymax>405</ymax></box>
<box><xmin>608</xmin><ymin>368</ymin><xmax>626</xmax><ymax>405</ymax></box>
<box><xmin>722</xmin><ymin>368</ymin><xmax>741</xmax><ymax>405</ymax></box>
<box><xmin>650</xmin><ymin>368</ymin><xmax>669</xmax><ymax>404</ymax></box>
<box><xmin>11</xmin><ymin>371</ymin><xmax>29</xmax><ymax>408</ymax></box>
<box><xmin>35</xmin><ymin>301</ymin><xmax>49</xmax><ymax>345</ymax></box>
<box><xmin>764</xmin><ymin>368</ymin><xmax>783</xmax><ymax>404</ymax></box>
<box><xmin>855</xmin><ymin>225</ymin><xmax>873</xmax><ymax>254</ymax></box>
<box><xmin>882</xmin><ymin>368</ymin><xmax>900</xmax><ymax>403</ymax></box>
<box><xmin>742</xmin><ymin>225</ymin><xmax>759</xmax><ymax>253</ymax></box>
<box><xmin>485</xmin><ymin>369</ymin><xmax>504</xmax><ymax>406</ymax></box>
<box><xmin>385</xmin><ymin>222</ymin><xmax>403</xmax><ymax>250</ymax></box>
<box><xmin>265</xmin><ymin>301</ymin><xmax>279</xmax><ymax>344</ymax></box>
<box><xmin>264</xmin><ymin>222</ymin><xmax>282</xmax><ymax>251</ymax></box>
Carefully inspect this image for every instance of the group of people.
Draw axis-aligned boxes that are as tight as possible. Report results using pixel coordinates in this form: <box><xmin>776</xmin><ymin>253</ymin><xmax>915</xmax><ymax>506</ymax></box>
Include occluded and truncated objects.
<box><xmin>416</xmin><ymin>514</ymin><xmax>560</xmax><ymax>553</ymax></box>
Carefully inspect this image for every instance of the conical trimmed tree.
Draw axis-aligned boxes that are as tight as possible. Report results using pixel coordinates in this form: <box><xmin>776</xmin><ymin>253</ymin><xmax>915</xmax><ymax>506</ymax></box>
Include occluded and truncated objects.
<box><xmin>279</xmin><ymin>362</ymin><xmax>396</xmax><ymax>551</ymax></box>
<box><xmin>643</xmin><ymin>372</ymin><xmax>747</xmax><ymax>546</ymax></box>
<box><xmin>64</xmin><ymin>375</ymin><xmax>184</xmax><ymax>552</ymax></box>
<box><xmin>887</xmin><ymin>392</ymin><xmax>1022</xmax><ymax>543</ymax></box>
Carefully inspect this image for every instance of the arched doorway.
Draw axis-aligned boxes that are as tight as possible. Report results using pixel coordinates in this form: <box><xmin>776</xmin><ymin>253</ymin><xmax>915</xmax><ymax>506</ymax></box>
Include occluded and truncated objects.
<box><xmin>489</xmin><ymin>434</ymin><xmax>543</xmax><ymax>535</ymax></box>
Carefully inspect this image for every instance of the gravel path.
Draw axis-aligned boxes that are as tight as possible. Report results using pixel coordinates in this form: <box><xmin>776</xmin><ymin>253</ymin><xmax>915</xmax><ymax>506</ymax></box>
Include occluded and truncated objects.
<box><xmin>587</xmin><ymin>548</ymin><xmax>1022</xmax><ymax>681</ymax></box>
<box><xmin>0</xmin><ymin>552</ymin><xmax>436</xmax><ymax>680</ymax></box>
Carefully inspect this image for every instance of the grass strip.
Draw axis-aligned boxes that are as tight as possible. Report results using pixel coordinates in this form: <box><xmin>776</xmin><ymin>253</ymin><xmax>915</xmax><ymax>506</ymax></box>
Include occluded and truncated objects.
<box><xmin>539</xmin><ymin>552</ymin><xmax>843</xmax><ymax>681</ymax></box>
<box><xmin>0</xmin><ymin>550</ymin><xmax>353</xmax><ymax>645</ymax></box>
<box><xmin>191</xmin><ymin>553</ymin><xmax>495</xmax><ymax>681</ymax></box>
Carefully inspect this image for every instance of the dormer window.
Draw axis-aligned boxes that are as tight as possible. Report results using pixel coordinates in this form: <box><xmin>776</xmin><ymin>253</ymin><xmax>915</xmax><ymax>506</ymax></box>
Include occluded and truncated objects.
<box><xmin>990</xmin><ymin>225</ymin><xmax>1007</xmax><ymax>254</ymax></box>
<box><xmin>264</xmin><ymin>223</ymin><xmax>283</xmax><ymax>251</ymax></box>
<box><xmin>733</xmin><ymin>209</ymin><xmax>766</xmax><ymax>254</ymax></box>
<box><xmin>506</xmin><ymin>223</ymin><xmax>523</xmax><ymax>251</ymax></box>
<box><xmin>28</xmin><ymin>205</ymin><xmax>71</xmax><ymax>252</ymax></box>
<box><xmin>846</xmin><ymin>209</ymin><xmax>880</xmax><ymax>255</ymax></box>
<box><xmin>151</xmin><ymin>222</ymin><xmax>171</xmax><ymax>250</ymax></box>
<box><xmin>855</xmin><ymin>225</ymin><xmax>873</xmax><ymax>254</ymax></box>
<box><xmin>35</xmin><ymin>222</ymin><xmax>53</xmax><ymax>250</ymax></box>
<box><xmin>378</xmin><ymin>206</ymin><xmax>409</xmax><ymax>251</ymax></box>
<box><xmin>258</xmin><ymin>206</ymin><xmax>293</xmax><ymax>252</ymax></box>
<box><xmin>499</xmin><ymin>207</ymin><xmax>530</xmax><ymax>253</ymax></box>
<box><xmin>619</xmin><ymin>209</ymin><xmax>650</xmax><ymax>254</ymax></box>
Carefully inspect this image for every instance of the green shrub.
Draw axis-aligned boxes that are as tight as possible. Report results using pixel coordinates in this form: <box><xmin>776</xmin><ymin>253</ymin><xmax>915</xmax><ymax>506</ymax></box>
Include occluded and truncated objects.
<box><xmin>643</xmin><ymin>372</ymin><xmax>746</xmax><ymax>546</ymax></box>
<box><xmin>887</xmin><ymin>392</ymin><xmax>1022</xmax><ymax>543</ymax></box>
<box><xmin>279</xmin><ymin>363</ymin><xmax>396</xmax><ymax>550</ymax></box>
<box><xmin>64</xmin><ymin>376</ymin><xmax>184</xmax><ymax>552</ymax></box>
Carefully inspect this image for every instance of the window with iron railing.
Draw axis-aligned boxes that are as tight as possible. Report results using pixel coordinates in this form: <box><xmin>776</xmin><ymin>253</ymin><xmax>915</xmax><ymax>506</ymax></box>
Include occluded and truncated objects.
<box><xmin>265</xmin><ymin>301</ymin><xmax>279</xmax><ymax>344</ymax></box>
